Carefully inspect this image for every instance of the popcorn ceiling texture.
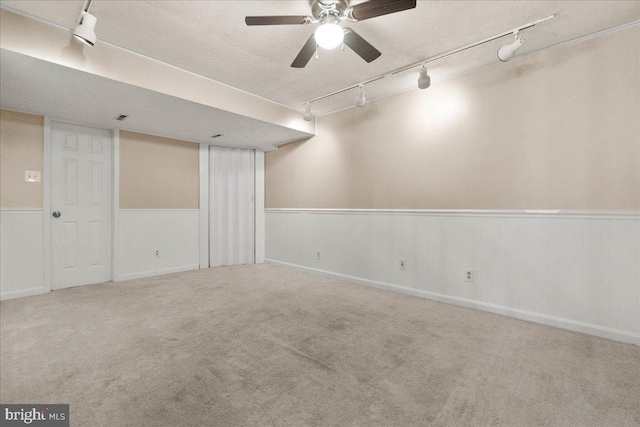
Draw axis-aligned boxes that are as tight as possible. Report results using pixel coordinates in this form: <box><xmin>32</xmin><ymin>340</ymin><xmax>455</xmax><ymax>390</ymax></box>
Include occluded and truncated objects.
<box><xmin>2</xmin><ymin>1</ymin><xmax>639</xmax><ymax>114</ymax></box>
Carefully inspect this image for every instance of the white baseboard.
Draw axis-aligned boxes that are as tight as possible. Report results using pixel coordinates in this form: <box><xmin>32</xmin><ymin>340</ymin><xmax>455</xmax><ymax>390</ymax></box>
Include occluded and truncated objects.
<box><xmin>117</xmin><ymin>264</ymin><xmax>200</xmax><ymax>281</ymax></box>
<box><xmin>1</xmin><ymin>287</ymin><xmax>47</xmax><ymax>301</ymax></box>
<box><xmin>117</xmin><ymin>209</ymin><xmax>200</xmax><ymax>214</ymax></box>
<box><xmin>266</xmin><ymin>259</ymin><xmax>640</xmax><ymax>346</ymax></box>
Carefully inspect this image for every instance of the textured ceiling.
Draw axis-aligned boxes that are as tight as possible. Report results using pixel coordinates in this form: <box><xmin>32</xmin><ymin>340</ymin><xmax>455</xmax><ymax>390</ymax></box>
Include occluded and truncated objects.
<box><xmin>0</xmin><ymin>49</ymin><xmax>312</xmax><ymax>150</ymax></box>
<box><xmin>1</xmin><ymin>1</ymin><xmax>639</xmax><ymax>115</ymax></box>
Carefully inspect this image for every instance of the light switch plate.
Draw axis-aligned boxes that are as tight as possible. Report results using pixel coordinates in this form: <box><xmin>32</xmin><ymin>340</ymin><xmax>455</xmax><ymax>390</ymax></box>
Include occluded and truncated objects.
<box><xmin>25</xmin><ymin>171</ymin><xmax>41</xmax><ymax>182</ymax></box>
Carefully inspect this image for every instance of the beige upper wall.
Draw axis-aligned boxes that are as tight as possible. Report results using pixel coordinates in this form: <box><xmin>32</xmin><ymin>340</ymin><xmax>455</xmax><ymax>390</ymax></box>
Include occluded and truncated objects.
<box><xmin>266</xmin><ymin>25</ymin><xmax>640</xmax><ymax>210</ymax></box>
<box><xmin>0</xmin><ymin>109</ymin><xmax>44</xmax><ymax>208</ymax></box>
<box><xmin>119</xmin><ymin>131</ymin><xmax>199</xmax><ymax>209</ymax></box>
<box><xmin>0</xmin><ymin>112</ymin><xmax>199</xmax><ymax>209</ymax></box>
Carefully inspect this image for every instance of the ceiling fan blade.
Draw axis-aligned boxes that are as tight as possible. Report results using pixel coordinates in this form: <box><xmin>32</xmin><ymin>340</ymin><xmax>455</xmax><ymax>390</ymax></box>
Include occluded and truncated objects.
<box><xmin>245</xmin><ymin>16</ymin><xmax>310</xmax><ymax>26</ymax></box>
<box><xmin>350</xmin><ymin>0</ymin><xmax>417</xmax><ymax>21</ymax></box>
<box><xmin>291</xmin><ymin>34</ymin><xmax>317</xmax><ymax>68</ymax></box>
<box><xmin>343</xmin><ymin>29</ymin><xmax>381</xmax><ymax>63</ymax></box>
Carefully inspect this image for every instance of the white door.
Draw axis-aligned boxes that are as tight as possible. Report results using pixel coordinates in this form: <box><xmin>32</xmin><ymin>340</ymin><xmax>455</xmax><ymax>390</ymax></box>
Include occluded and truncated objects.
<box><xmin>51</xmin><ymin>122</ymin><xmax>112</xmax><ymax>289</ymax></box>
<box><xmin>209</xmin><ymin>147</ymin><xmax>255</xmax><ymax>267</ymax></box>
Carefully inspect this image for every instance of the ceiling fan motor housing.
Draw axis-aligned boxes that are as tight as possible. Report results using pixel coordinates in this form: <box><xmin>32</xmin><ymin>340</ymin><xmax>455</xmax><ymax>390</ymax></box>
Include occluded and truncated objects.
<box><xmin>312</xmin><ymin>0</ymin><xmax>349</xmax><ymax>20</ymax></box>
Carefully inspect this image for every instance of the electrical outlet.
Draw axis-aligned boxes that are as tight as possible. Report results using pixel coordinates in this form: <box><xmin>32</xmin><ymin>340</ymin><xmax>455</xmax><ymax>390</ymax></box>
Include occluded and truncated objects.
<box><xmin>154</xmin><ymin>249</ymin><xmax>160</xmax><ymax>258</ymax></box>
<box><xmin>25</xmin><ymin>171</ymin><xmax>41</xmax><ymax>182</ymax></box>
<box><xmin>399</xmin><ymin>259</ymin><xmax>406</xmax><ymax>270</ymax></box>
<box><xmin>316</xmin><ymin>250</ymin><xmax>321</xmax><ymax>260</ymax></box>
<box><xmin>465</xmin><ymin>269</ymin><xmax>474</xmax><ymax>282</ymax></box>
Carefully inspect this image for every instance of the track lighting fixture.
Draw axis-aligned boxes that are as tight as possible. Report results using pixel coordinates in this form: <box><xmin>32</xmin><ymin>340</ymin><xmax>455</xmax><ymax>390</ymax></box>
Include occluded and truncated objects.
<box><xmin>73</xmin><ymin>0</ymin><xmax>97</xmax><ymax>47</ymax></box>
<box><xmin>303</xmin><ymin>103</ymin><xmax>313</xmax><ymax>121</ymax></box>
<box><xmin>303</xmin><ymin>15</ymin><xmax>553</xmax><ymax>110</ymax></box>
<box><xmin>418</xmin><ymin>65</ymin><xmax>431</xmax><ymax>89</ymax></box>
<box><xmin>355</xmin><ymin>85</ymin><xmax>366</xmax><ymax>107</ymax></box>
<box><xmin>497</xmin><ymin>31</ymin><xmax>524</xmax><ymax>62</ymax></box>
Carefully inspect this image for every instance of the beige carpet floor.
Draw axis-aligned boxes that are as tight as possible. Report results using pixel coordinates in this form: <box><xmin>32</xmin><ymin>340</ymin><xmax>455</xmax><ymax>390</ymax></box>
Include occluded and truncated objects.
<box><xmin>1</xmin><ymin>264</ymin><xmax>638</xmax><ymax>426</ymax></box>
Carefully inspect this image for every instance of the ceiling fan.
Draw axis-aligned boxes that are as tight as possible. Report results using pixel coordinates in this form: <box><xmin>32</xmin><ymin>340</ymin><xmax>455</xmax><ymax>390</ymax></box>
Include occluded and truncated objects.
<box><xmin>245</xmin><ymin>0</ymin><xmax>417</xmax><ymax>68</ymax></box>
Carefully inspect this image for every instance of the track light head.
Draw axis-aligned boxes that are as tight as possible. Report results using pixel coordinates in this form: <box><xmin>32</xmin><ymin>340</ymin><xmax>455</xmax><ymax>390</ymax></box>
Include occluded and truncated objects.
<box><xmin>418</xmin><ymin>66</ymin><xmax>431</xmax><ymax>89</ymax></box>
<box><xmin>355</xmin><ymin>85</ymin><xmax>366</xmax><ymax>107</ymax></box>
<box><xmin>497</xmin><ymin>32</ymin><xmax>524</xmax><ymax>62</ymax></box>
<box><xmin>303</xmin><ymin>103</ymin><xmax>313</xmax><ymax>121</ymax></box>
<box><xmin>73</xmin><ymin>11</ymin><xmax>97</xmax><ymax>47</ymax></box>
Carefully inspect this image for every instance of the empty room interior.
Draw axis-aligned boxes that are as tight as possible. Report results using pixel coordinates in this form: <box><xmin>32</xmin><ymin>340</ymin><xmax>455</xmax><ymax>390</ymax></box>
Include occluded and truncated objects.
<box><xmin>0</xmin><ymin>0</ymin><xmax>639</xmax><ymax>426</ymax></box>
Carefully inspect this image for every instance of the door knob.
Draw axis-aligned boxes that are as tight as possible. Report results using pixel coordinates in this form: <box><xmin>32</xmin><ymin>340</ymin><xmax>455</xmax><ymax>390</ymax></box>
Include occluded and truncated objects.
<box><xmin>52</xmin><ymin>211</ymin><xmax>61</xmax><ymax>218</ymax></box>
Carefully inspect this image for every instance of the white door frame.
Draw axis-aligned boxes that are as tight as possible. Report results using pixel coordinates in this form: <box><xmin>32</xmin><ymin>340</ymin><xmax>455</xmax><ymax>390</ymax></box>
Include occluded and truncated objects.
<box><xmin>198</xmin><ymin>143</ymin><xmax>209</xmax><ymax>268</ymax></box>
<box><xmin>254</xmin><ymin>150</ymin><xmax>265</xmax><ymax>263</ymax></box>
<box><xmin>43</xmin><ymin>117</ymin><xmax>119</xmax><ymax>291</ymax></box>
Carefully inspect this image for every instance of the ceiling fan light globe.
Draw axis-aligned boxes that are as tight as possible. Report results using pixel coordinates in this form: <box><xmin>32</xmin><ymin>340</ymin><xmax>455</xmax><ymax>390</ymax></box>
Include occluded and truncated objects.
<box><xmin>314</xmin><ymin>23</ymin><xmax>344</xmax><ymax>50</ymax></box>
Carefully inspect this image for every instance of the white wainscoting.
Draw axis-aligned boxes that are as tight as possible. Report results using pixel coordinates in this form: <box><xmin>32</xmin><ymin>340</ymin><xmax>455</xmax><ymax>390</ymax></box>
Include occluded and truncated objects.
<box><xmin>115</xmin><ymin>209</ymin><xmax>200</xmax><ymax>281</ymax></box>
<box><xmin>0</xmin><ymin>209</ymin><xmax>46</xmax><ymax>300</ymax></box>
<box><xmin>265</xmin><ymin>209</ymin><xmax>640</xmax><ymax>345</ymax></box>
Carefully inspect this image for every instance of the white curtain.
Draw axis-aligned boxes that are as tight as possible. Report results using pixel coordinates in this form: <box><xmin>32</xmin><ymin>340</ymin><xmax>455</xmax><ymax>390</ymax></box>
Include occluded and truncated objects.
<box><xmin>209</xmin><ymin>147</ymin><xmax>255</xmax><ymax>267</ymax></box>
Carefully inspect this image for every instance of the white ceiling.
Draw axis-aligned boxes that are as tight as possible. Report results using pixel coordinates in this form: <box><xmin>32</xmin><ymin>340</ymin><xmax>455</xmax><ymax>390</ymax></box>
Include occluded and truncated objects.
<box><xmin>1</xmin><ymin>1</ymin><xmax>639</xmax><ymax>115</ymax></box>
<box><xmin>0</xmin><ymin>49</ymin><xmax>312</xmax><ymax>150</ymax></box>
